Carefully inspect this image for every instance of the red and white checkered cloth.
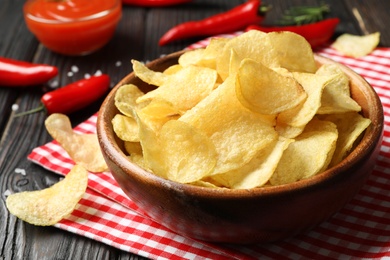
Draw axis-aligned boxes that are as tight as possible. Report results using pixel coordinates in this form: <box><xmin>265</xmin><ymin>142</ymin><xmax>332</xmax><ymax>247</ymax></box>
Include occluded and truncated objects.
<box><xmin>28</xmin><ymin>36</ymin><xmax>390</xmax><ymax>259</ymax></box>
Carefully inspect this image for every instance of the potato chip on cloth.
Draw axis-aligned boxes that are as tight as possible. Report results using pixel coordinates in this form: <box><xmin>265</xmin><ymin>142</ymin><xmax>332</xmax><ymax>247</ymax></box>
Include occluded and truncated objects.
<box><xmin>45</xmin><ymin>113</ymin><xmax>107</xmax><ymax>172</ymax></box>
<box><xmin>332</xmin><ymin>32</ymin><xmax>380</xmax><ymax>58</ymax></box>
<box><xmin>6</xmin><ymin>165</ymin><xmax>88</xmax><ymax>226</ymax></box>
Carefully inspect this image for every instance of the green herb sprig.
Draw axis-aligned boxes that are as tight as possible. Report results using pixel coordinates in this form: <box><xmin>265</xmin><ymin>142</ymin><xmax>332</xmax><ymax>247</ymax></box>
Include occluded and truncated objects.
<box><xmin>277</xmin><ymin>4</ymin><xmax>331</xmax><ymax>26</ymax></box>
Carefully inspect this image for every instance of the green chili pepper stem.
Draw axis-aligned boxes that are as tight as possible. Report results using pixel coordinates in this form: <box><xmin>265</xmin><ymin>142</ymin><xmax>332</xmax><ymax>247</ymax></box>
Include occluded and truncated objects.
<box><xmin>14</xmin><ymin>104</ymin><xmax>46</xmax><ymax>117</ymax></box>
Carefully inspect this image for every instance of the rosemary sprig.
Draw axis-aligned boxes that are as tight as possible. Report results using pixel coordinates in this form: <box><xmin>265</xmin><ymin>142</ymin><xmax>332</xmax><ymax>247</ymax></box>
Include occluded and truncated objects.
<box><xmin>277</xmin><ymin>4</ymin><xmax>331</xmax><ymax>26</ymax></box>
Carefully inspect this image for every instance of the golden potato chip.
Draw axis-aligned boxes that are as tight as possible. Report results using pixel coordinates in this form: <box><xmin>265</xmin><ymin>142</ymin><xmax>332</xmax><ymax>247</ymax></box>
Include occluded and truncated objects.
<box><xmin>229</xmin><ymin>48</ymin><xmax>241</xmax><ymax>76</ymax></box>
<box><xmin>277</xmin><ymin>72</ymin><xmax>335</xmax><ymax>127</ymax></box>
<box><xmin>157</xmin><ymin>120</ymin><xmax>218</xmax><ymax>183</ymax></box>
<box><xmin>180</xmin><ymin>76</ymin><xmax>278</xmax><ymax>174</ymax></box>
<box><xmin>178</xmin><ymin>48</ymin><xmax>205</xmax><ymax>67</ymax></box>
<box><xmin>135</xmin><ymin>112</ymin><xmax>165</xmax><ymax>177</ymax></box>
<box><xmin>124</xmin><ymin>141</ymin><xmax>143</xmax><ymax>155</ymax></box>
<box><xmin>267</xmin><ymin>31</ymin><xmax>317</xmax><ymax>73</ymax></box>
<box><xmin>112</xmin><ymin>114</ymin><xmax>139</xmax><ymax>142</ymax></box>
<box><xmin>132</xmin><ymin>59</ymin><xmax>168</xmax><ymax>86</ymax></box>
<box><xmin>6</xmin><ymin>165</ymin><xmax>88</xmax><ymax>226</ymax></box>
<box><xmin>137</xmin><ymin>65</ymin><xmax>217</xmax><ymax>113</ymax></box>
<box><xmin>316</xmin><ymin>64</ymin><xmax>350</xmax><ymax>95</ymax></box>
<box><xmin>216</xmin><ymin>30</ymin><xmax>277</xmax><ymax>80</ymax></box>
<box><xmin>124</xmin><ymin>141</ymin><xmax>148</xmax><ymax>170</ymax></box>
<box><xmin>236</xmin><ymin>58</ymin><xmax>307</xmax><ymax>115</ymax></box>
<box><xmin>140</xmin><ymin>98</ymin><xmax>180</xmax><ymax>119</ymax></box>
<box><xmin>316</xmin><ymin>64</ymin><xmax>361</xmax><ymax>114</ymax></box>
<box><xmin>275</xmin><ymin>122</ymin><xmax>305</xmax><ymax>139</ymax></box>
<box><xmin>197</xmin><ymin>37</ymin><xmax>230</xmax><ymax>70</ymax></box>
<box><xmin>332</xmin><ymin>32</ymin><xmax>380</xmax><ymax>58</ymax></box>
<box><xmin>211</xmin><ymin>136</ymin><xmax>293</xmax><ymax>189</ymax></box>
<box><xmin>270</xmin><ymin>119</ymin><xmax>338</xmax><ymax>185</ymax></box>
<box><xmin>163</xmin><ymin>64</ymin><xmax>183</xmax><ymax>75</ymax></box>
<box><xmin>319</xmin><ymin>112</ymin><xmax>371</xmax><ymax>166</ymax></box>
<box><xmin>45</xmin><ymin>113</ymin><xmax>107</xmax><ymax>172</ymax></box>
<box><xmin>115</xmin><ymin>84</ymin><xmax>145</xmax><ymax>118</ymax></box>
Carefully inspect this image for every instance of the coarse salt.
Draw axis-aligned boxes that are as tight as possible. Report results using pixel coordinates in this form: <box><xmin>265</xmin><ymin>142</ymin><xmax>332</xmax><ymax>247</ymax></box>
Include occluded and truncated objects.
<box><xmin>14</xmin><ymin>168</ymin><xmax>26</xmax><ymax>175</ymax></box>
<box><xmin>12</xmin><ymin>104</ymin><xmax>19</xmax><ymax>111</ymax></box>
<box><xmin>3</xmin><ymin>189</ymin><xmax>11</xmax><ymax>197</ymax></box>
<box><xmin>71</xmin><ymin>65</ymin><xmax>79</xmax><ymax>73</ymax></box>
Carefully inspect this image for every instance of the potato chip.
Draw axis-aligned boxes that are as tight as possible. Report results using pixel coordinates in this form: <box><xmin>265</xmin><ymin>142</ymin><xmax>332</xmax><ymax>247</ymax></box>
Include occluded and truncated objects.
<box><xmin>6</xmin><ymin>165</ymin><xmax>88</xmax><ymax>226</ymax></box>
<box><xmin>45</xmin><ymin>113</ymin><xmax>107</xmax><ymax>172</ymax></box>
<box><xmin>267</xmin><ymin>31</ymin><xmax>317</xmax><ymax>73</ymax></box>
<box><xmin>132</xmin><ymin>59</ymin><xmax>168</xmax><ymax>86</ymax></box>
<box><xmin>211</xmin><ymin>136</ymin><xmax>293</xmax><ymax>189</ymax></box>
<box><xmin>124</xmin><ymin>141</ymin><xmax>143</xmax><ymax>155</ymax></box>
<box><xmin>178</xmin><ymin>48</ymin><xmax>205</xmax><ymax>67</ymax></box>
<box><xmin>316</xmin><ymin>64</ymin><xmax>361</xmax><ymax>114</ymax></box>
<box><xmin>163</xmin><ymin>64</ymin><xmax>183</xmax><ymax>75</ymax></box>
<box><xmin>277</xmin><ymin>72</ymin><xmax>335</xmax><ymax>128</ymax></box>
<box><xmin>124</xmin><ymin>141</ymin><xmax>148</xmax><ymax>170</ymax></box>
<box><xmin>331</xmin><ymin>32</ymin><xmax>380</xmax><ymax>58</ymax></box>
<box><xmin>270</xmin><ymin>119</ymin><xmax>338</xmax><ymax>185</ymax></box>
<box><xmin>319</xmin><ymin>112</ymin><xmax>371</xmax><ymax>166</ymax></box>
<box><xmin>140</xmin><ymin>98</ymin><xmax>180</xmax><ymax>119</ymax></box>
<box><xmin>135</xmin><ymin>112</ymin><xmax>166</xmax><ymax>178</ymax></box>
<box><xmin>216</xmin><ymin>30</ymin><xmax>277</xmax><ymax>80</ymax></box>
<box><xmin>115</xmin><ymin>84</ymin><xmax>145</xmax><ymax>118</ymax></box>
<box><xmin>180</xmin><ymin>75</ymin><xmax>278</xmax><ymax>174</ymax></box>
<box><xmin>137</xmin><ymin>65</ymin><xmax>217</xmax><ymax>113</ymax></box>
<box><xmin>236</xmin><ymin>58</ymin><xmax>307</xmax><ymax>115</ymax></box>
<box><xmin>197</xmin><ymin>37</ymin><xmax>230</xmax><ymax>70</ymax></box>
<box><xmin>157</xmin><ymin>120</ymin><xmax>218</xmax><ymax>183</ymax></box>
<box><xmin>112</xmin><ymin>114</ymin><xmax>139</xmax><ymax>142</ymax></box>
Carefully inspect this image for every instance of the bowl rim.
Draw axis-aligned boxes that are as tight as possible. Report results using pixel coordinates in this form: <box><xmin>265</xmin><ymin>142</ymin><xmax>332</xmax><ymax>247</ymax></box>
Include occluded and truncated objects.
<box><xmin>23</xmin><ymin>0</ymin><xmax>121</xmax><ymax>24</ymax></box>
<box><xmin>98</xmin><ymin>51</ymin><xmax>384</xmax><ymax>199</ymax></box>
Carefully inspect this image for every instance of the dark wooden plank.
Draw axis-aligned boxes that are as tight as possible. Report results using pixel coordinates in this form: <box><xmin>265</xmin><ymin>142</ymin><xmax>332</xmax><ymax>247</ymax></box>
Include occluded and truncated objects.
<box><xmin>1</xmin><ymin>0</ymin><xmax>389</xmax><ymax>259</ymax></box>
<box><xmin>343</xmin><ymin>0</ymin><xmax>390</xmax><ymax>46</ymax></box>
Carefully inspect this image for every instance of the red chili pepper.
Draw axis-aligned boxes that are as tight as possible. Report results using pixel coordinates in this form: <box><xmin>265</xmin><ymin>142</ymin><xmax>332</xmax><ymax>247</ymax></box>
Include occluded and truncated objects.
<box><xmin>16</xmin><ymin>74</ymin><xmax>110</xmax><ymax>116</ymax></box>
<box><xmin>159</xmin><ymin>0</ymin><xmax>267</xmax><ymax>46</ymax></box>
<box><xmin>246</xmin><ymin>18</ymin><xmax>340</xmax><ymax>48</ymax></box>
<box><xmin>0</xmin><ymin>57</ymin><xmax>58</xmax><ymax>87</ymax></box>
<box><xmin>122</xmin><ymin>0</ymin><xmax>191</xmax><ymax>7</ymax></box>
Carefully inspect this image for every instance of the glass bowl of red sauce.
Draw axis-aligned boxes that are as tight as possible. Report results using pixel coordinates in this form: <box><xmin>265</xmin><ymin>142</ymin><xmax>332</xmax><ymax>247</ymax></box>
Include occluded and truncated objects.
<box><xmin>23</xmin><ymin>0</ymin><xmax>122</xmax><ymax>56</ymax></box>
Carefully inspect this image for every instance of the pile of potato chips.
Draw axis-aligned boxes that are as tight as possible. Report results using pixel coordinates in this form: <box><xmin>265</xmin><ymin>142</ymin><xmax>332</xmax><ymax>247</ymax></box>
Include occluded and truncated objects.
<box><xmin>114</xmin><ymin>31</ymin><xmax>371</xmax><ymax>189</ymax></box>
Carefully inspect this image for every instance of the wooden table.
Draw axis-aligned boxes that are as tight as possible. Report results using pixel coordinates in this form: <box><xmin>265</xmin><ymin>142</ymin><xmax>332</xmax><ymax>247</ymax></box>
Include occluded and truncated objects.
<box><xmin>1</xmin><ymin>0</ymin><xmax>389</xmax><ymax>259</ymax></box>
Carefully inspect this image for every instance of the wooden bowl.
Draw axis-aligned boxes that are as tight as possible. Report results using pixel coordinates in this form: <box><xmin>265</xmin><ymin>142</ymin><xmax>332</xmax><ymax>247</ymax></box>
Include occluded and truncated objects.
<box><xmin>97</xmin><ymin>51</ymin><xmax>384</xmax><ymax>244</ymax></box>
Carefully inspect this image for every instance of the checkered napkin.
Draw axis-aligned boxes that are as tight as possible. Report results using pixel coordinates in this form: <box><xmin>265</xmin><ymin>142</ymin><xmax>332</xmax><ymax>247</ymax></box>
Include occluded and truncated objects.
<box><xmin>28</xmin><ymin>38</ymin><xmax>390</xmax><ymax>259</ymax></box>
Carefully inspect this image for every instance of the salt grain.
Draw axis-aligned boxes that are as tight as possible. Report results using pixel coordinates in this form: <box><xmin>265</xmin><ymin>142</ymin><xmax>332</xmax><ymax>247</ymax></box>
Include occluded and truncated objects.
<box><xmin>15</xmin><ymin>168</ymin><xmax>26</xmax><ymax>175</ymax></box>
<box><xmin>3</xmin><ymin>189</ymin><xmax>11</xmax><ymax>197</ymax></box>
<box><xmin>11</xmin><ymin>104</ymin><xmax>19</xmax><ymax>111</ymax></box>
<box><xmin>84</xmin><ymin>73</ymin><xmax>91</xmax><ymax>79</ymax></box>
<box><xmin>50</xmin><ymin>80</ymin><xmax>59</xmax><ymax>88</ymax></box>
<box><xmin>67</xmin><ymin>71</ymin><xmax>74</xmax><ymax>77</ymax></box>
<box><xmin>94</xmin><ymin>70</ymin><xmax>102</xmax><ymax>76</ymax></box>
<box><xmin>71</xmin><ymin>65</ymin><xmax>79</xmax><ymax>73</ymax></box>
<box><xmin>115</xmin><ymin>61</ymin><xmax>122</xmax><ymax>67</ymax></box>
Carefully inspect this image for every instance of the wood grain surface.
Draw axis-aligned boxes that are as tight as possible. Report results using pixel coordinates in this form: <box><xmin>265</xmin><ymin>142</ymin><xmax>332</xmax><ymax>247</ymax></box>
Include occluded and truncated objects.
<box><xmin>0</xmin><ymin>0</ymin><xmax>388</xmax><ymax>259</ymax></box>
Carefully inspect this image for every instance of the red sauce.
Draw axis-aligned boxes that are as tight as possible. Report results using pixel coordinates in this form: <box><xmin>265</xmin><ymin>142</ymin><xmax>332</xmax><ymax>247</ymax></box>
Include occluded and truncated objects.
<box><xmin>24</xmin><ymin>0</ymin><xmax>122</xmax><ymax>55</ymax></box>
